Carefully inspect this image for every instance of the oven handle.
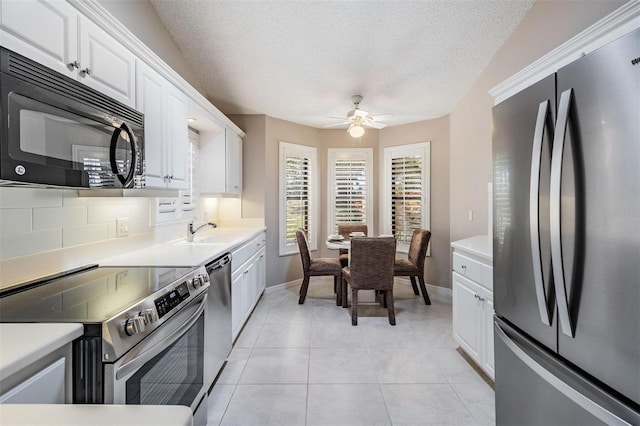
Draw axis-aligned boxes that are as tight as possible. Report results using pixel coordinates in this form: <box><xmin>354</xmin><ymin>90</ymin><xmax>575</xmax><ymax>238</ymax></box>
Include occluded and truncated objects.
<box><xmin>115</xmin><ymin>293</ymin><xmax>207</xmax><ymax>380</ymax></box>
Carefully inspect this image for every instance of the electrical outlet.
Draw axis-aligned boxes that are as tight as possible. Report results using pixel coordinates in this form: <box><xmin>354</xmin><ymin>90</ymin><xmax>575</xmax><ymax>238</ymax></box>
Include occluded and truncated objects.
<box><xmin>116</xmin><ymin>218</ymin><xmax>129</xmax><ymax>237</ymax></box>
<box><xmin>468</xmin><ymin>210</ymin><xmax>474</xmax><ymax>221</ymax></box>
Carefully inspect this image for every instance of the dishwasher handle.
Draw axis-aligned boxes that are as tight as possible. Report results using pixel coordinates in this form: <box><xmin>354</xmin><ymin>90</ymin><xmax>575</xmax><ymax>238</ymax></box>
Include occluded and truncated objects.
<box><xmin>207</xmin><ymin>254</ymin><xmax>231</xmax><ymax>272</ymax></box>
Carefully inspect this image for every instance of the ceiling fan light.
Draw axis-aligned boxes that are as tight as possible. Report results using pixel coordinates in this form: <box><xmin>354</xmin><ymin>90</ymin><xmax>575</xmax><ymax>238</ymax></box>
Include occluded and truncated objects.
<box><xmin>348</xmin><ymin>124</ymin><xmax>365</xmax><ymax>138</ymax></box>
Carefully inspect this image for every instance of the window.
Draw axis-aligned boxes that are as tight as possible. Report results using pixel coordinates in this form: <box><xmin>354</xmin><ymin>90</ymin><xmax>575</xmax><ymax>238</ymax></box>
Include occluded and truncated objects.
<box><xmin>279</xmin><ymin>142</ymin><xmax>318</xmax><ymax>255</ymax></box>
<box><xmin>327</xmin><ymin>148</ymin><xmax>373</xmax><ymax>234</ymax></box>
<box><xmin>382</xmin><ymin>142</ymin><xmax>430</xmax><ymax>253</ymax></box>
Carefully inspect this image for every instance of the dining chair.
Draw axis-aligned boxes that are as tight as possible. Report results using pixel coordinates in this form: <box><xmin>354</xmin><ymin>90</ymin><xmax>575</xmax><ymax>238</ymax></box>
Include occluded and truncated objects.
<box><xmin>296</xmin><ymin>228</ymin><xmax>343</xmax><ymax>305</ymax></box>
<box><xmin>336</xmin><ymin>224</ymin><xmax>368</xmax><ymax>268</ymax></box>
<box><xmin>394</xmin><ymin>229</ymin><xmax>432</xmax><ymax>305</ymax></box>
<box><xmin>342</xmin><ymin>236</ymin><xmax>396</xmax><ymax>325</ymax></box>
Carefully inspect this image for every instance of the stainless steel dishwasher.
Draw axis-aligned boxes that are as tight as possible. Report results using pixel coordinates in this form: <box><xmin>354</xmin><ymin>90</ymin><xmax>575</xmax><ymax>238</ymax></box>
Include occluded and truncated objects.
<box><xmin>203</xmin><ymin>253</ymin><xmax>232</xmax><ymax>391</ymax></box>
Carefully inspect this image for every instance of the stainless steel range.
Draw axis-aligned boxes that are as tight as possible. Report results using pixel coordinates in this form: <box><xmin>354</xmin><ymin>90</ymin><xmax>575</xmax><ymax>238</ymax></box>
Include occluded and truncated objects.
<box><xmin>0</xmin><ymin>264</ymin><xmax>210</xmax><ymax>423</ymax></box>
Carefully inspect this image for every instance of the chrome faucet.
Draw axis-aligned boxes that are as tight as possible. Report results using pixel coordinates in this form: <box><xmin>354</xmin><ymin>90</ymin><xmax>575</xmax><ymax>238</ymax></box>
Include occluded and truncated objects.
<box><xmin>187</xmin><ymin>221</ymin><xmax>217</xmax><ymax>242</ymax></box>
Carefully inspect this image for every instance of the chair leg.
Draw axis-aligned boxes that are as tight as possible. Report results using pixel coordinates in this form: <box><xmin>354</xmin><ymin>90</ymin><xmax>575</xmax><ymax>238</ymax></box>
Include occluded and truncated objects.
<box><xmin>409</xmin><ymin>276</ymin><xmax>420</xmax><ymax>295</ymax></box>
<box><xmin>418</xmin><ymin>276</ymin><xmax>431</xmax><ymax>305</ymax></box>
<box><xmin>298</xmin><ymin>276</ymin><xmax>310</xmax><ymax>304</ymax></box>
<box><xmin>380</xmin><ymin>290</ymin><xmax>388</xmax><ymax>308</ymax></box>
<box><xmin>342</xmin><ymin>277</ymin><xmax>348</xmax><ymax>308</ymax></box>
<box><xmin>385</xmin><ymin>289</ymin><xmax>396</xmax><ymax>325</ymax></box>
<box><xmin>335</xmin><ymin>275</ymin><xmax>342</xmax><ymax>306</ymax></box>
<box><xmin>333</xmin><ymin>278</ymin><xmax>337</xmax><ymax>294</ymax></box>
<box><xmin>351</xmin><ymin>288</ymin><xmax>358</xmax><ymax>326</ymax></box>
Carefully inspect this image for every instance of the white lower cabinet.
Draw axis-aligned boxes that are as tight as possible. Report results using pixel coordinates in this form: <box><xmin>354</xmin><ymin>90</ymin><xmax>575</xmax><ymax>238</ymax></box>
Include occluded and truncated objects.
<box><xmin>451</xmin><ymin>236</ymin><xmax>494</xmax><ymax>380</ymax></box>
<box><xmin>231</xmin><ymin>232</ymin><xmax>266</xmax><ymax>340</ymax></box>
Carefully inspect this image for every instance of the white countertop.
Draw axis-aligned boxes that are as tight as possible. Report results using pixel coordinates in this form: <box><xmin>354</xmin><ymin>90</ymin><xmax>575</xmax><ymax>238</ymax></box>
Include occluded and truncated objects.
<box><xmin>100</xmin><ymin>226</ymin><xmax>265</xmax><ymax>267</ymax></box>
<box><xmin>0</xmin><ymin>324</ymin><xmax>83</xmax><ymax>382</ymax></box>
<box><xmin>0</xmin><ymin>404</ymin><xmax>192</xmax><ymax>426</ymax></box>
<box><xmin>451</xmin><ymin>235</ymin><xmax>493</xmax><ymax>261</ymax></box>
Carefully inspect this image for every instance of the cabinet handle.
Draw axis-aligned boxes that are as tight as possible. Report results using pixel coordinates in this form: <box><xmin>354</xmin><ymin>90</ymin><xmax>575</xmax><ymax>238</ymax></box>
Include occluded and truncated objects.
<box><xmin>67</xmin><ymin>60</ymin><xmax>80</xmax><ymax>70</ymax></box>
<box><xmin>80</xmin><ymin>67</ymin><xmax>92</xmax><ymax>77</ymax></box>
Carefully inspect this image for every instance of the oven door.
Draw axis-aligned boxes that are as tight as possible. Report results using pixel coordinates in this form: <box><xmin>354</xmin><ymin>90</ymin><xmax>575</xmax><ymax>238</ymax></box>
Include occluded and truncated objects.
<box><xmin>104</xmin><ymin>293</ymin><xmax>207</xmax><ymax>414</ymax></box>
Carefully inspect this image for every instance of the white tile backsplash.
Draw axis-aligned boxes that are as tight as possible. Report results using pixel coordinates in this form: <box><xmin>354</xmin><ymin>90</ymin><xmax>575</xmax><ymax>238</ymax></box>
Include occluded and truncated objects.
<box><xmin>33</xmin><ymin>206</ymin><xmax>88</xmax><ymax>229</ymax></box>
<box><xmin>0</xmin><ymin>209</ymin><xmax>32</xmax><ymax>235</ymax></box>
<box><xmin>63</xmin><ymin>223</ymin><xmax>110</xmax><ymax>247</ymax></box>
<box><xmin>0</xmin><ymin>188</ymin><xmax>152</xmax><ymax>261</ymax></box>
<box><xmin>0</xmin><ymin>228</ymin><xmax>62</xmax><ymax>259</ymax></box>
<box><xmin>0</xmin><ymin>187</ymin><xmax>63</xmax><ymax>208</ymax></box>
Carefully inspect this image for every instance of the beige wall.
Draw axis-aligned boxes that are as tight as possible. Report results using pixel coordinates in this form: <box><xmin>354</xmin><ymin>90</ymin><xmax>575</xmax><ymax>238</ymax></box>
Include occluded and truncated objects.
<box><xmin>379</xmin><ymin>117</ymin><xmax>451</xmax><ymax>288</ymax></box>
<box><xmin>97</xmin><ymin>0</ymin><xmax>206</xmax><ymax>93</ymax></box>
<box><xmin>449</xmin><ymin>0</ymin><xmax>626</xmax><ymax>243</ymax></box>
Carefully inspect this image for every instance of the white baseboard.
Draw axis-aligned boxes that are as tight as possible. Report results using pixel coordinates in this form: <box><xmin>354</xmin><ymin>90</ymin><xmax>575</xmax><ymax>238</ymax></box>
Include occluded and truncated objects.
<box><xmin>264</xmin><ymin>278</ymin><xmax>302</xmax><ymax>293</ymax></box>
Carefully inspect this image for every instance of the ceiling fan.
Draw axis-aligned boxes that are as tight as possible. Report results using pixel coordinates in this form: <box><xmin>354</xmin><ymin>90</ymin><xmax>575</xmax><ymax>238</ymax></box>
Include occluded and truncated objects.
<box><xmin>324</xmin><ymin>95</ymin><xmax>391</xmax><ymax>137</ymax></box>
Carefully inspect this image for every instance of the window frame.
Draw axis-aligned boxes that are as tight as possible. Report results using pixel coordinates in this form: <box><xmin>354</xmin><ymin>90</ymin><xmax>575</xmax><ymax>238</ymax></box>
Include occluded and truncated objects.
<box><xmin>382</xmin><ymin>142</ymin><xmax>431</xmax><ymax>254</ymax></box>
<box><xmin>327</xmin><ymin>148</ymin><xmax>373</xmax><ymax>235</ymax></box>
<box><xmin>278</xmin><ymin>141</ymin><xmax>318</xmax><ymax>256</ymax></box>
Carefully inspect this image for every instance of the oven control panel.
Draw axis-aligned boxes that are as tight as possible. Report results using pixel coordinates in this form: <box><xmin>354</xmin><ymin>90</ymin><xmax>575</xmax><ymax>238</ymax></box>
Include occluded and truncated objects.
<box><xmin>155</xmin><ymin>282</ymin><xmax>190</xmax><ymax>319</ymax></box>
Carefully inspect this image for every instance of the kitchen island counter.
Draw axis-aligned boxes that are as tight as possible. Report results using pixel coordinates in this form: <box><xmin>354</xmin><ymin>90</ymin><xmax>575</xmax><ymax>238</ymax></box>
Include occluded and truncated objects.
<box><xmin>0</xmin><ymin>404</ymin><xmax>192</xmax><ymax>426</ymax></box>
<box><xmin>0</xmin><ymin>323</ymin><xmax>83</xmax><ymax>382</ymax></box>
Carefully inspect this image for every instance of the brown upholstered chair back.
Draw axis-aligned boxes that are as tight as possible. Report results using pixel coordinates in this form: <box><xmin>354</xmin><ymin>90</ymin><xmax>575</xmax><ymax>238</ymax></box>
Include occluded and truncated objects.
<box><xmin>407</xmin><ymin>229</ymin><xmax>431</xmax><ymax>272</ymax></box>
<box><xmin>296</xmin><ymin>228</ymin><xmax>312</xmax><ymax>272</ymax></box>
<box><xmin>349</xmin><ymin>237</ymin><xmax>396</xmax><ymax>290</ymax></box>
<box><xmin>337</xmin><ymin>224</ymin><xmax>368</xmax><ymax>255</ymax></box>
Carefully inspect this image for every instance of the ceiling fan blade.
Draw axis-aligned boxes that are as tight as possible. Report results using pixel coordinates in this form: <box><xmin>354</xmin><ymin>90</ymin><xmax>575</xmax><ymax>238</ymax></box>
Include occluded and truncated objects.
<box><xmin>323</xmin><ymin>121</ymin><xmax>351</xmax><ymax>128</ymax></box>
<box><xmin>371</xmin><ymin>114</ymin><xmax>392</xmax><ymax>120</ymax></box>
<box><xmin>364</xmin><ymin>121</ymin><xmax>386</xmax><ymax>129</ymax></box>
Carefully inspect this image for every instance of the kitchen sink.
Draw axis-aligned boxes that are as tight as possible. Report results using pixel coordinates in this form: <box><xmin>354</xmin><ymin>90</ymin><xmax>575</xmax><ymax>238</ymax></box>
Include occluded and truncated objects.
<box><xmin>175</xmin><ymin>234</ymin><xmax>241</xmax><ymax>245</ymax></box>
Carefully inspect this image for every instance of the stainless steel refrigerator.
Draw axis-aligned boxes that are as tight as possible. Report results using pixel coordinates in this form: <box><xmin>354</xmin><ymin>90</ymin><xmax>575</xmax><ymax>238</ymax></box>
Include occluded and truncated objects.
<box><xmin>492</xmin><ymin>28</ymin><xmax>639</xmax><ymax>425</ymax></box>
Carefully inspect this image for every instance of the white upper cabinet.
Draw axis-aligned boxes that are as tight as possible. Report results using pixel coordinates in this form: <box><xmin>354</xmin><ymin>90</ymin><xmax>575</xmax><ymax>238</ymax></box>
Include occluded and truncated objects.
<box><xmin>199</xmin><ymin>127</ymin><xmax>243</xmax><ymax>195</ymax></box>
<box><xmin>0</xmin><ymin>0</ymin><xmax>136</xmax><ymax>107</ymax></box>
<box><xmin>77</xmin><ymin>17</ymin><xmax>135</xmax><ymax>107</ymax></box>
<box><xmin>136</xmin><ymin>60</ymin><xmax>188</xmax><ymax>190</ymax></box>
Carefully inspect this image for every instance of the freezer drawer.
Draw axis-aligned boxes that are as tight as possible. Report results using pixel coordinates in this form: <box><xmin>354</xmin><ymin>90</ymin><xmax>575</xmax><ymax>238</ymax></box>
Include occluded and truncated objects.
<box><xmin>495</xmin><ymin>318</ymin><xmax>639</xmax><ymax>426</ymax></box>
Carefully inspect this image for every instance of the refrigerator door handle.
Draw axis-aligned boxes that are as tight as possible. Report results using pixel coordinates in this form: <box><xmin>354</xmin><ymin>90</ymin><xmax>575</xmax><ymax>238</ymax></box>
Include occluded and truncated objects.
<box><xmin>495</xmin><ymin>324</ymin><xmax>632</xmax><ymax>425</ymax></box>
<box><xmin>550</xmin><ymin>88</ymin><xmax>575</xmax><ymax>338</ymax></box>
<box><xmin>530</xmin><ymin>100</ymin><xmax>553</xmax><ymax>327</ymax></box>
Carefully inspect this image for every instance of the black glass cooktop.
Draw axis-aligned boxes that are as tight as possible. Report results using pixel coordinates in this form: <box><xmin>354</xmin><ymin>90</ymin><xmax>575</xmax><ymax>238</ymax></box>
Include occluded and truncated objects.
<box><xmin>0</xmin><ymin>266</ymin><xmax>195</xmax><ymax>323</ymax></box>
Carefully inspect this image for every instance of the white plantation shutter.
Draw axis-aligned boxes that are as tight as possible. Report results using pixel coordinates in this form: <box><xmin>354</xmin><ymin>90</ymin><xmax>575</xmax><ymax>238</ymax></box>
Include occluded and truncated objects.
<box><xmin>391</xmin><ymin>155</ymin><xmax>423</xmax><ymax>244</ymax></box>
<box><xmin>279</xmin><ymin>142</ymin><xmax>318</xmax><ymax>255</ymax></box>
<box><xmin>383</xmin><ymin>142</ymin><xmax>430</xmax><ymax>252</ymax></box>
<box><xmin>328</xmin><ymin>149</ymin><xmax>373</xmax><ymax>234</ymax></box>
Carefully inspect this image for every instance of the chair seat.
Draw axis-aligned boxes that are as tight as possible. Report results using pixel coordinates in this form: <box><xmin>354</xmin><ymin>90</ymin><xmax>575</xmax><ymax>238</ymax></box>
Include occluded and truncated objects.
<box><xmin>394</xmin><ymin>259</ymin><xmax>419</xmax><ymax>273</ymax></box>
<box><xmin>310</xmin><ymin>258</ymin><xmax>342</xmax><ymax>273</ymax></box>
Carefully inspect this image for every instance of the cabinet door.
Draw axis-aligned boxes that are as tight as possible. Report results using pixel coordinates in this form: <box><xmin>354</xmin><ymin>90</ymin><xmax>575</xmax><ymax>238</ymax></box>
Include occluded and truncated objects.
<box><xmin>231</xmin><ymin>271</ymin><xmax>244</xmax><ymax>339</ymax></box>
<box><xmin>226</xmin><ymin>130</ymin><xmax>243</xmax><ymax>193</ymax></box>
<box><xmin>483</xmin><ymin>296</ymin><xmax>495</xmax><ymax>379</ymax></box>
<box><xmin>0</xmin><ymin>0</ymin><xmax>78</xmax><ymax>78</ymax></box>
<box><xmin>78</xmin><ymin>17</ymin><xmax>136</xmax><ymax>107</ymax></box>
<box><xmin>452</xmin><ymin>272</ymin><xmax>482</xmax><ymax>361</ymax></box>
<box><xmin>257</xmin><ymin>249</ymin><xmax>266</xmax><ymax>293</ymax></box>
<box><xmin>165</xmin><ymin>83</ymin><xmax>189</xmax><ymax>190</ymax></box>
<box><xmin>136</xmin><ymin>61</ymin><xmax>165</xmax><ymax>188</ymax></box>
<box><xmin>0</xmin><ymin>357</ymin><xmax>65</xmax><ymax>404</ymax></box>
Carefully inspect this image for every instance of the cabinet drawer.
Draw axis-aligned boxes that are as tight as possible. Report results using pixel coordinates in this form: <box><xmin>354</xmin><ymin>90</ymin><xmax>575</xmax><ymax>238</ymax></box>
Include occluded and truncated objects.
<box><xmin>232</xmin><ymin>233</ymin><xmax>266</xmax><ymax>272</ymax></box>
<box><xmin>452</xmin><ymin>252</ymin><xmax>493</xmax><ymax>290</ymax></box>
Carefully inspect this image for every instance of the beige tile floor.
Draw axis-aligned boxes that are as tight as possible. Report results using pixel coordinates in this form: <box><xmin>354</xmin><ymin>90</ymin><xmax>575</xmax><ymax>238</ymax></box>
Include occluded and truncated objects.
<box><xmin>207</xmin><ymin>277</ymin><xmax>495</xmax><ymax>426</ymax></box>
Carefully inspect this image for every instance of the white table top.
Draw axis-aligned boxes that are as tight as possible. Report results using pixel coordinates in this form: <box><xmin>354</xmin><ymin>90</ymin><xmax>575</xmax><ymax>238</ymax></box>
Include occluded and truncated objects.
<box><xmin>0</xmin><ymin>324</ymin><xmax>83</xmax><ymax>381</ymax></box>
<box><xmin>0</xmin><ymin>404</ymin><xmax>192</xmax><ymax>426</ymax></box>
<box><xmin>326</xmin><ymin>240</ymin><xmax>350</xmax><ymax>250</ymax></box>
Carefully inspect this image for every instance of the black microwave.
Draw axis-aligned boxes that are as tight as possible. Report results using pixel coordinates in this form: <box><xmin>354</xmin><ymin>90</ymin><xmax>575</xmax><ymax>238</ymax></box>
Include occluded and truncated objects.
<box><xmin>0</xmin><ymin>48</ymin><xmax>144</xmax><ymax>189</ymax></box>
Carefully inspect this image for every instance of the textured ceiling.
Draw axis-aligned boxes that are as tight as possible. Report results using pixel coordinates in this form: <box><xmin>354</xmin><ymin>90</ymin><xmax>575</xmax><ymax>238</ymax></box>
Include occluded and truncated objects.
<box><xmin>150</xmin><ymin>0</ymin><xmax>534</xmax><ymax>129</ymax></box>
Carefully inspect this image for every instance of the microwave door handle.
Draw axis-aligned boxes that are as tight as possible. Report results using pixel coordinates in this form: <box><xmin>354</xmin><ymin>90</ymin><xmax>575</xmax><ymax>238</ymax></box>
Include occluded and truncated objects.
<box><xmin>115</xmin><ymin>293</ymin><xmax>207</xmax><ymax>380</ymax></box>
<box><xmin>550</xmin><ymin>88</ymin><xmax>574</xmax><ymax>338</ymax></box>
<box><xmin>109</xmin><ymin>122</ymin><xmax>138</xmax><ymax>187</ymax></box>
<box><xmin>530</xmin><ymin>100</ymin><xmax>553</xmax><ymax>326</ymax></box>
